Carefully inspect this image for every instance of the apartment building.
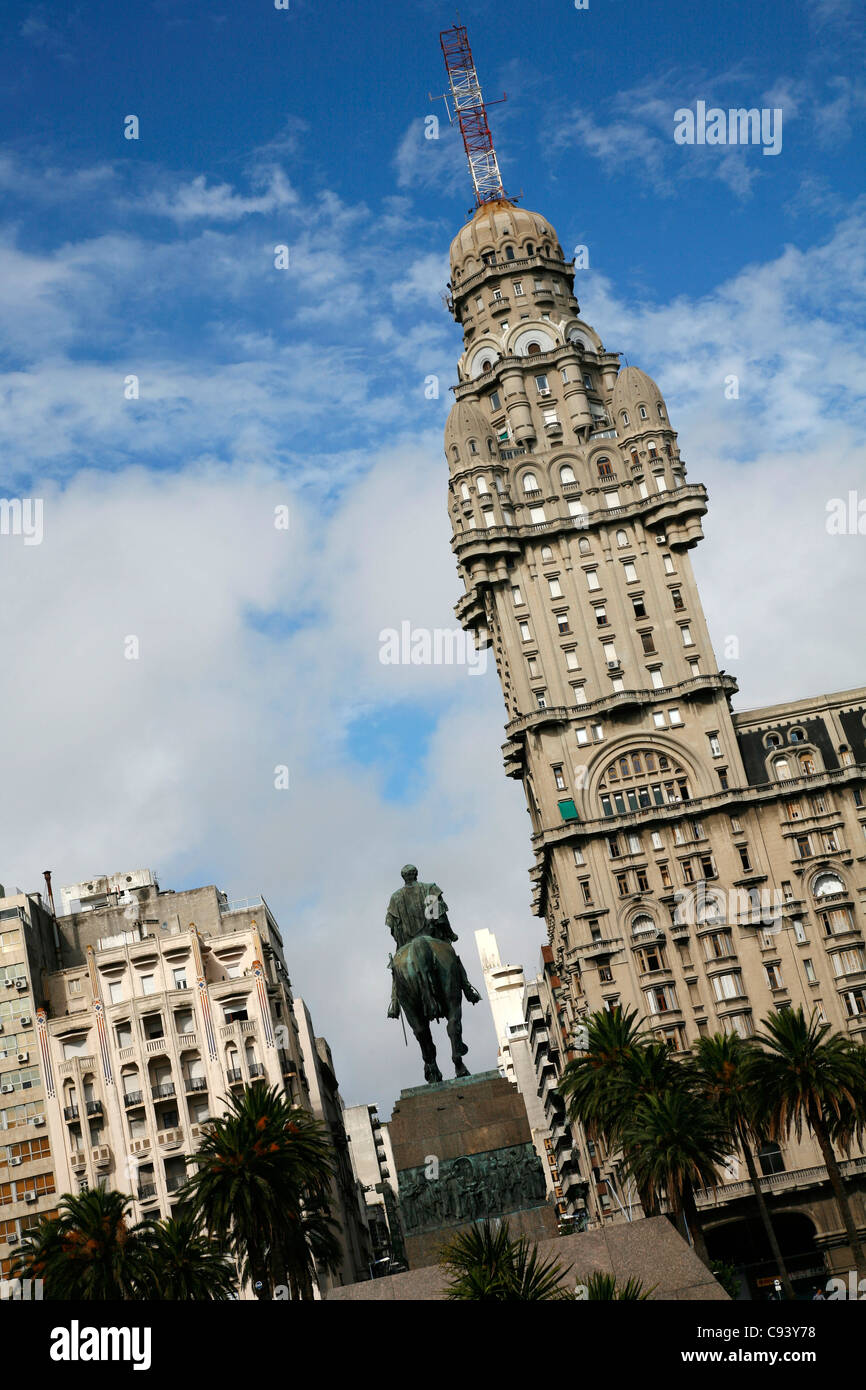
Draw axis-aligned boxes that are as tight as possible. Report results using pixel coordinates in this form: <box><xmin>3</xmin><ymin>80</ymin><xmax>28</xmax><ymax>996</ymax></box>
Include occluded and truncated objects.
<box><xmin>293</xmin><ymin>999</ymin><xmax>372</xmax><ymax>1288</ymax></box>
<box><xmin>343</xmin><ymin>1102</ymin><xmax>405</xmax><ymax>1275</ymax></box>
<box><xmin>442</xmin><ymin>193</ymin><xmax>866</xmax><ymax>1279</ymax></box>
<box><xmin>1</xmin><ymin>866</ymin><xmax>369</xmax><ymax>1293</ymax></box>
<box><xmin>0</xmin><ymin>888</ymin><xmax>60</xmax><ymax>1280</ymax></box>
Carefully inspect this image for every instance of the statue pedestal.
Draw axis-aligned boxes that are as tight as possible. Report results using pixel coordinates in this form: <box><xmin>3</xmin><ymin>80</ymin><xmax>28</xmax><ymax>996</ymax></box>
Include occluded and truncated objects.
<box><xmin>388</xmin><ymin>1069</ymin><xmax>559</xmax><ymax>1269</ymax></box>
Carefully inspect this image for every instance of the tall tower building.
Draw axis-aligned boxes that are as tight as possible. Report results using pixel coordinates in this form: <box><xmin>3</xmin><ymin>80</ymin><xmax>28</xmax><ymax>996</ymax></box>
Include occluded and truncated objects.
<box><xmin>439</xmin><ymin>26</ymin><xmax>866</xmax><ymax>1279</ymax></box>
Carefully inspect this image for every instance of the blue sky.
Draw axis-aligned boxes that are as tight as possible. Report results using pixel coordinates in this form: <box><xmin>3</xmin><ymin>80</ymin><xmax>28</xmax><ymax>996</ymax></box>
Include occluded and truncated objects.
<box><xmin>1</xmin><ymin>0</ymin><xmax>865</xmax><ymax>1107</ymax></box>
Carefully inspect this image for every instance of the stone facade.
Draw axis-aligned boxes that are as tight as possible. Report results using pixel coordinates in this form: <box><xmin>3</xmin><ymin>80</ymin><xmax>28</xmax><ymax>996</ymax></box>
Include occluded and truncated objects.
<box><xmin>389</xmin><ymin>1069</ymin><xmax>557</xmax><ymax>1267</ymax></box>
<box><xmin>442</xmin><ymin>198</ymin><xmax>866</xmax><ymax>1260</ymax></box>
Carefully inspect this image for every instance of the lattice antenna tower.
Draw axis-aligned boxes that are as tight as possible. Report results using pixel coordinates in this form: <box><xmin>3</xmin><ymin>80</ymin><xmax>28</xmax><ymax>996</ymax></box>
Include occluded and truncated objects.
<box><xmin>436</xmin><ymin>24</ymin><xmax>508</xmax><ymax>207</ymax></box>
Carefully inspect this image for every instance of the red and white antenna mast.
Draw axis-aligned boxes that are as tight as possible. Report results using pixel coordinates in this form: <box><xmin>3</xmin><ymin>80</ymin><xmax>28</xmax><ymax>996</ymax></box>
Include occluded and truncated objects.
<box><xmin>437</xmin><ymin>24</ymin><xmax>508</xmax><ymax>207</ymax></box>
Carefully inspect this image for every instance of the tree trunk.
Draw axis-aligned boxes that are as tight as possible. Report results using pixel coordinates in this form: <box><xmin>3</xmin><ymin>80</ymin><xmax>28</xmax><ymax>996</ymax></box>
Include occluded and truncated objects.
<box><xmin>681</xmin><ymin>1184</ymin><xmax>711</xmax><ymax>1269</ymax></box>
<box><xmin>741</xmin><ymin>1136</ymin><xmax>796</xmax><ymax>1299</ymax></box>
<box><xmin>811</xmin><ymin>1111</ymin><xmax>866</xmax><ymax>1281</ymax></box>
<box><xmin>248</xmin><ymin>1246</ymin><xmax>272</xmax><ymax>1300</ymax></box>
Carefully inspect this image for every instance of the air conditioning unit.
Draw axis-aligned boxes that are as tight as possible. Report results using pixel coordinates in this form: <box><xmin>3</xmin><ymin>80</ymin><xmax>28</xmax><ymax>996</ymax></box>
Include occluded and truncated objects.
<box><xmin>17</xmin><ymin>1052</ymin><xmax>28</xmax><ymax>1064</ymax></box>
<box><xmin>6</xmin><ymin>1233</ymin><xmax>18</xmax><ymax>1244</ymax></box>
<box><xmin>20</xmin><ymin>1017</ymin><xmax>31</xmax><ymax>1027</ymax></box>
<box><xmin>10</xmin><ymin>1157</ymin><xmax>22</xmax><ymax>1167</ymax></box>
<box><xmin>0</xmin><ymin>1084</ymin><xmax>13</xmax><ymax>1094</ymax></box>
<box><xmin>24</xmin><ymin>1193</ymin><xmax>37</xmax><ymax>1204</ymax></box>
<box><xmin>606</xmin><ymin>660</ymin><xmax>619</xmax><ymax>670</ymax></box>
<box><xmin>537</xmin><ymin>388</ymin><xmax>551</xmax><ymax>398</ymax></box>
<box><xmin>3</xmin><ymin>979</ymin><xmax>13</xmax><ymax>988</ymax></box>
<box><xmin>655</xmin><ymin>535</ymin><xmax>667</xmax><ymax>545</ymax></box>
<box><xmin>31</xmin><ymin>1117</ymin><xmax>45</xmax><ymax>1128</ymax></box>
<box><xmin>15</xmin><ymin>981</ymin><xmax>27</xmax><ymax>992</ymax></box>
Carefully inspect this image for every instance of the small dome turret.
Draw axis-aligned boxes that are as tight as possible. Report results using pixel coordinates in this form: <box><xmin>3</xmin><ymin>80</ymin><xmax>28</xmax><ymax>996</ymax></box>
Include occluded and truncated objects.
<box><xmin>444</xmin><ymin>398</ymin><xmax>493</xmax><ymax>475</ymax></box>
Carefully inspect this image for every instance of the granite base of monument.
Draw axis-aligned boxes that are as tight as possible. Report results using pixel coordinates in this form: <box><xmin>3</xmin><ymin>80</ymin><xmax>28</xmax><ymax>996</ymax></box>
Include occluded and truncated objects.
<box><xmin>388</xmin><ymin>1069</ymin><xmax>558</xmax><ymax>1268</ymax></box>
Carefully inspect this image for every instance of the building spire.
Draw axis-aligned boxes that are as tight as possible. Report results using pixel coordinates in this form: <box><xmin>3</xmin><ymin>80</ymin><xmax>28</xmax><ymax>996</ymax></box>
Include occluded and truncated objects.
<box><xmin>438</xmin><ymin>24</ymin><xmax>508</xmax><ymax>207</ymax></box>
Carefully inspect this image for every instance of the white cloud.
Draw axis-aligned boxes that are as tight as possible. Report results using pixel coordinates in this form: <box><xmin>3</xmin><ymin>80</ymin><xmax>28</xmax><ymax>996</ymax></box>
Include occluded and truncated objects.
<box><xmin>139</xmin><ymin>169</ymin><xmax>298</xmax><ymax>223</ymax></box>
<box><xmin>1</xmin><ymin>151</ymin><xmax>865</xmax><ymax>1108</ymax></box>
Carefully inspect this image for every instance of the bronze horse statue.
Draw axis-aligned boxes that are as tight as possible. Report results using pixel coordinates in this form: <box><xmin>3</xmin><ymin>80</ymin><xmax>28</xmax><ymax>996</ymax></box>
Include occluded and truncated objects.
<box><xmin>386</xmin><ymin>865</ymin><xmax>481</xmax><ymax>1084</ymax></box>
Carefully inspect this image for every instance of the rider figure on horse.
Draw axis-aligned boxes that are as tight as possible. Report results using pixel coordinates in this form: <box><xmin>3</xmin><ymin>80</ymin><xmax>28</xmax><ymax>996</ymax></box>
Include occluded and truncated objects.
<box><xmin>386</xmin><ymin>864</ymin><xmax>480</xmax><ymax>1016</ymax></box>
<box><xmin>386</xmin><ymin>864</ymin><xmax>481</xmax><ymax>1083</ymax></box>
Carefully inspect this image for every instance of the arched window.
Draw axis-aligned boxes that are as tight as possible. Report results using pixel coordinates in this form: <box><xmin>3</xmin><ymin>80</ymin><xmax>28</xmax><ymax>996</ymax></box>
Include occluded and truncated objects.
<box><xmin>765</xmin><ymin>732</ymin><xmax>782</xmax><ymax>748</ymax></box>
<box><xmin>632</xmin><ymin>913</ymin><xmax>658</xmax><ymax>940</ymax></box>
<box><xmin>526</xmin><ymin>342</ymin><xmax>541</xmax><ymax>356</ymax></box>
<box><xmin>658</xmin><ymin>404</ymin><xmax>665</xmax><ymax>419</ymax></box>
<box><xmin>451</xmin><ymin>447</ymin><xmax>459</xmax><ymax>463</ymax></box>
<box><xmin>599</xmin><ymin>751</ymin><xmax>691</xmax><ymax>816</ymax></box>
<box><xmin>578</xmin><ymin>537</ymin><xmax>591</xmax><ymax>554</ymax></box>
<box><xmin>616</xmin><ymin>529</ymin><xmax>628</xmax><ymax>548</ymax></box>
<box><xmin>475</xmin><ymin>476</ymin><xmax>488</xmax><ymax>494</ymax></box>
<box><xmin>812</xmin><ymin>872</ymin><xmax>845</xmax><ymax>899</ymax></box>
<box><xmin>773</xmin><ymin>757</ymin><xmax>791</xmax><ymax>780</ymax></box>
<box><xmin>639</xmin><ymin>405</ymin><xmax>648</xmax><ymax>420</ymax></box>
<box><xmin>543</xmin><ymin>243</ymin><xmax>550</xmax><ymax>256</ymax></box>
<box><xmin>505</xmin><ymin>245</ymin><xmax>515</xmax><ymax>261</ymax></box>
<box><xmin>647</xmin><ymin>440</ymin><xmax>658</xmax><ymax>457</ymax></box>
<box><xmin>487</xmin><ymin>437</ymin><xmax>495</xmax><ymax>457</ymax></box>
<box><xmin>560</xmin><ymin>464</ymin><xmax>576</xmax><ymax>485</ymax></box>
<box><xmin>460</xmin><ymin>483</ymin><xmax>470</xmax><ymax>500</ymax></box>
<box><xmin>630</xmin><ymin>449</ymin><xmax>639</xmax><ymax>467</ymax></box>
<box><xmin>597</xmin><ymin>457</ymin><xmax>614</xmax><ymax>478</ymax></box>
<box><xmin>800</xmin><ymin>754</ymin><xmax>816</xmax><ymax>775</ymax></box>
<box><xmin>526</xmin><ymin>242</ymin><xmax>535</xmax><ymax>255</ymax></box>
<box><xmin>469</xmin><ymin>439</ymin><xmax>478</xmax><ymax>455</ymax></box>
<box><xmin>480</xmin><ymin>357</ymin><xmax>493</xmax><ymax>372</ymax></box>
<box><xmin>789</xmin><ymin>728</ymin><xmax>805</xmax><ymax>743</ymax></box>
<box><xmin>540</xmin><ymin>545</ymin><xmax>553</xmax><ymax>560</ymax></box>
<box><xmin>621</xmin><ymin>411</ymin><xmax>630</xmax><ymax>426</ymax></box>
<box><xmin>522</xmin><ymin>473</ymin><xmax>539</xmax><ymax>493</ymax></box>
<box><xmin>840</xmin><ymin>745</ymin><xmax>854</xmax><ymax>766</ymax></box>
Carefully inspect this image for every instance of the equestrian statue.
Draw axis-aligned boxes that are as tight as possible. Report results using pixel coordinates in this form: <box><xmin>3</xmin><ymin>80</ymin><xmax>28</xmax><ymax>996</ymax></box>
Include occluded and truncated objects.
<box><xmin>386</xmin><ymin>864</ymin><xmax>481</xmax><ymax>1084</ymax></box>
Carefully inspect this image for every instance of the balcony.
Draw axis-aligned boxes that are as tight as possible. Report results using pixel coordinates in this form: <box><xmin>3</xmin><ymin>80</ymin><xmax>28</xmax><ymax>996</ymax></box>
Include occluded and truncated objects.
<box><xmin>63</xmin><ymin>1105</ymin><xmax>79</xmax><ymax>1121</ymax></box>
<box><xmin>92</xmin><ymin>1145</ymin><xmax>111</xmax><ymax>1167</ymax></box>
<box><xmin>123</xmin><ymin>1091</ymin><xmax>144</xmax><ymax>1108</ymax></box>
<box><xmin>157</xmin><ymin>1127</ymin><xmax>183</xmax><ymax>1149</ymax></box>
<box><xmin>165</xmin><ymin>1173</ymin><xmax>187</xmax><ymax>1193</ymax></box>
<box><xmin>226</xmin><ymin>1067</ymin><xmax>243</xmax><ymax>1084</ymax></box>
<box><xmin>580</xmin><ymin>938</ymin><xmax>623</xmax><ymax>961</ymax></box>
<box><xmin>248</xmin><ymin>1062</ymin><xmax>265</xmax><ymax>1078</ymax></box>
<box><xmin>151</xmin><ymin>1082</ymin><xmax>176</xmax><ymax>1100</ymax></box>
<box><xmin>689</xmin><ymin>1155</ymin><xmax>866</xmax><ymax>1209</ymax></box>
<box><xmin>85</xmin><ymin>1099</ymin><xmax>103</xmax><ymax>1117</ymax></box>
<box><xmin>70</xmin><ymin>1151</ymin><xmax>86</xmax><ymax>1170</ymax></box>
<box><xmin>184</xmin><ymin>1076</ymin><xmax>208</xmax><ymax>1092</ymax></box>
<box><xmin>137</xmin><ymin>1184</ymin><xmax>157</xmax><ymax>1202</ymax></box>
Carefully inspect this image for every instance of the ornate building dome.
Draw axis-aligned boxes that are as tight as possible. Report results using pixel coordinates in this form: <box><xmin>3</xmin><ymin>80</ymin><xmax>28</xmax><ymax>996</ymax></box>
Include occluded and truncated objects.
<box><xmin>444</xmin><ymin>398</ymin><xmax>492</xmax><ymax>475</ymax></box>
<box><xmin>611</xmin><ymin>365</ymin><xmax>666</xmax><ymax>421</ymax></box>
<box><xmin>449</xmin><ymin>199</ymin><xmax>563</xmax><ymax>281</ymax></box>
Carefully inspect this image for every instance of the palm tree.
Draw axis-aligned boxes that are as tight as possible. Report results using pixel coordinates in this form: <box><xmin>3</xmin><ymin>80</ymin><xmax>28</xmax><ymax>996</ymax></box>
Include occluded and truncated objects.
<box><xmin>145</xmin><ymin>1207</ymin><xmax>237</xmax><ymax>1300</ymax></box>
<box><xmin>440</xmin><ymin>1220</ymin><xmax>572</xmax><ymax>1301</ymax></box>
<box><xmin>559</xmin><ymin>1006</ymin><xmax>678</xmax><ymax>1217</ymax></box>
<box><xmin>576</xmin><ymin>1270</ymin><xmax>653</xmax><ymax>1300</ymax></box>
<box><xmin>559</xmin><ymin>1005</ymin><xmax>649</xmax><ymax>1141</ymax></box>
<box><xmin>749</xmin><ymin>1007</ymin><xmax>866</xmax><ymax>1280</ymax></box>
<box><xmin>694</xmin><ymin>1033</ymin><xmax>795</xmax><ymax>1298</ymax></box>
<box><xmin>11</xmin><ymin>1187</ymin><xmax>154</xmax><ymax>1300</ymax></box>
<box><xmin>620</xmin><ymin>1086</ymin><xmax>729</xmax><ymax>1268</ymax></box>
<box><xmin>181</xmin><ymin>1082</ymin><xmax>335</xmax><ymax>1299</ymax></box>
